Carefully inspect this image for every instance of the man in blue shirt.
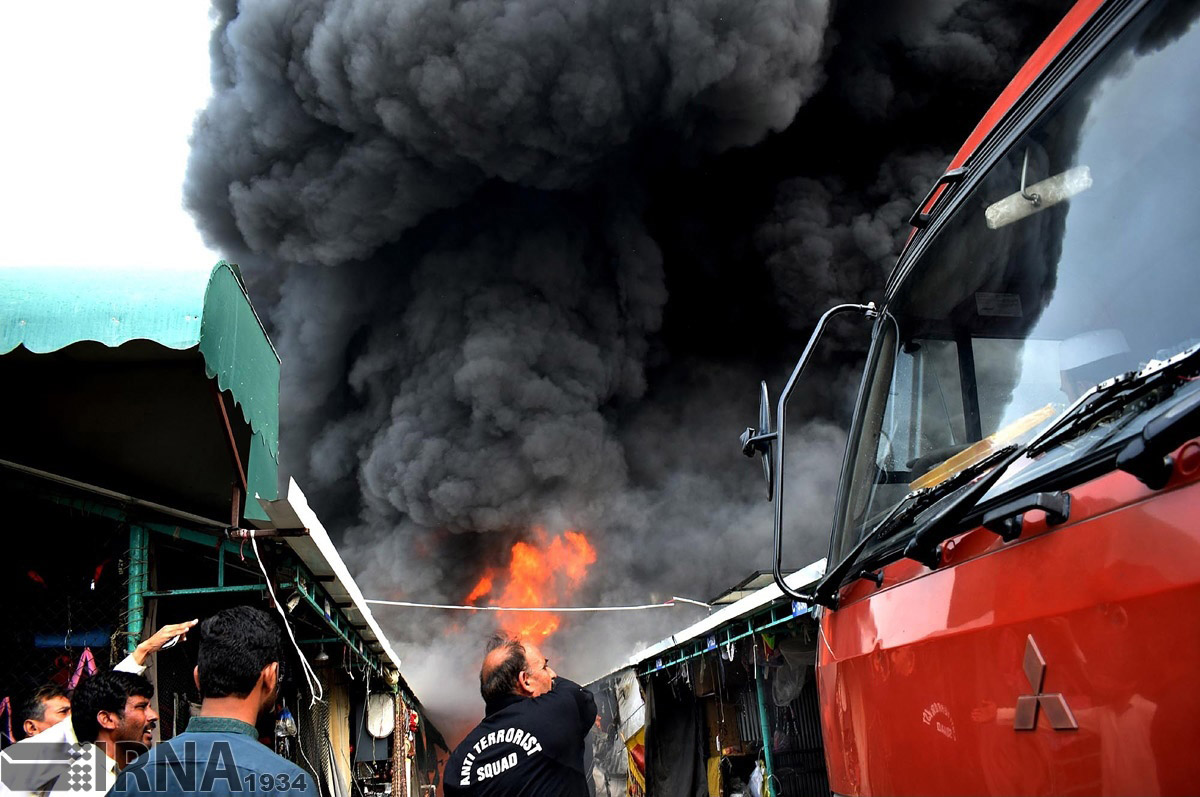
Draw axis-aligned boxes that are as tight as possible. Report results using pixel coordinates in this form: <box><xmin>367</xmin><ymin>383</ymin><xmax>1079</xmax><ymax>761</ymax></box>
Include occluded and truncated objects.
<box><xmin>112</xmin><ymin>606</ymin><xmax>316</xmax><ymax>795</ymax></box>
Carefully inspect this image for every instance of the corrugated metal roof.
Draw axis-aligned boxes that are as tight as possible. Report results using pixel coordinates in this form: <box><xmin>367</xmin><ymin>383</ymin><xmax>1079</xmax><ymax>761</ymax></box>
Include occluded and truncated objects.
<box><xmin>709</xmin><ymin>571</ymin><xmax>777</xmax><ymax>605</ymax></box>
<box><xmin>586</xmin><ymin>559</ymin><xmax>827</xmax><ymax>685</ymax></box>
<box><xmin>628</xmin><ymin>559</ymin><xmax>826</xmax><ymax>668</ymax></box>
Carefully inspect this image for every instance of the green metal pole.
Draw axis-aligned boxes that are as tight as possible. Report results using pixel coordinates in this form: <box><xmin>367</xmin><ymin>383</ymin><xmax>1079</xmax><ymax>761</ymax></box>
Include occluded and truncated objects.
<box><xmin>754</xmin><ymin>653</ymin><xmax>776</xmax><ymax>797</ymax></box>
<box><xmin>127</xmin><ymin>526</ymin><xmax>149</xmax><ymax>654</ymax></box>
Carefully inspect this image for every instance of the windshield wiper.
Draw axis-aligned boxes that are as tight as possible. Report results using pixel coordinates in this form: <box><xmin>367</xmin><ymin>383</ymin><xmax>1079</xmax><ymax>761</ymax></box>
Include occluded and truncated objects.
<box><xmin>818</xmin><ymin>342</ymin><xmax>1200</xmax><ymax>602</ymax></box>
<box><xmin>1116</xmin><ymin>372</ymin><xmax>1200</xmax><ymax>489</ymax></box>
<box><xmin>1029</xmin><ymin>342</ymin><xmax>1200</xmax><ymax>457</ymax></box>
<box><xmin>809</xmin><ymin>445</ymin><xmax>1018</xmax><ymax>608</ymax></box>
<box><xmin>901</xmin><ymin>342</ymin><xmax>1200</xmax><ymax>567</ymax></box>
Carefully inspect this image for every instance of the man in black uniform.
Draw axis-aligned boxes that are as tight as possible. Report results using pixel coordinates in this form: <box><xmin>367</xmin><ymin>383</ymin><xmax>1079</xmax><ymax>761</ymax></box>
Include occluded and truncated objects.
<box><xmin>445</xmin><ymin>636</ymin><xmax>596</xmax><ymax>797</ymax></box>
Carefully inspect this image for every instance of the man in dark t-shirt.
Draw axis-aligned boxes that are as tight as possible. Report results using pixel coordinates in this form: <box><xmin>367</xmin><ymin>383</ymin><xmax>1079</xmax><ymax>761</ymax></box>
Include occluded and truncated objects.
<box><xmin>445</xmin><ymin>636</ymin><xmax>597</xmax><ymax>797</ymax></box>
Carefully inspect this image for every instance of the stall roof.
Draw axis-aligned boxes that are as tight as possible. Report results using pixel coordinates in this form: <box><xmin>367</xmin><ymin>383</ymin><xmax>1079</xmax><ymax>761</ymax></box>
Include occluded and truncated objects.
<box><xmin>623</xmin><ymin>559</ymin><xmax>827</xmax><ymax>673</ymax></box>
<box><xmin>709</xmin><ymin>571</ymin><xmax>776</xmax><ymax>605</ymax></box>
<box><xmin>260</xmin><ymin>480</ymin><xmax>403</xmax><ymax>674</ymax></box>
<box><xmin>260</xmin><ymin>480</ymin><xmax>447</xmax><ymax>751</ymax></box>
<box><xmin>0</xmin><ymin>262</ymin><xmax>280</xmax><ymax>520</ymax></box>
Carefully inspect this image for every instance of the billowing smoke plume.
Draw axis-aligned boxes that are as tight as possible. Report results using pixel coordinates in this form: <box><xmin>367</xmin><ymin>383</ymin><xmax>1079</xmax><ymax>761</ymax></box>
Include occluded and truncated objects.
<box><xmin>187</xmin><ymin>0</ymin><xmax>1070</xmax><ymax>731</ymax></box>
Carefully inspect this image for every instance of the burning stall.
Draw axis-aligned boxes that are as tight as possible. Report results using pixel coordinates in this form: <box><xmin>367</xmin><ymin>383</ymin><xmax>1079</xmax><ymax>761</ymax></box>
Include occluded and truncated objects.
<box><xmin>587</xmin><ymin>561</ymin><xmax>828</xmax><ymax>797</ymax></box>
<box><xmin>0</xmin><ymin>263</ymin><xmax>445</xmax><ymax>795</ymax></box>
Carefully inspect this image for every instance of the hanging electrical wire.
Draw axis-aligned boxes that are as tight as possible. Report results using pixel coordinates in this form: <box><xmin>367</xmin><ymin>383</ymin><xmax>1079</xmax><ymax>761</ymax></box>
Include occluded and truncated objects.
<box><xmin>252</xmin><ymin>536</ymin><xmax>325</xmax><ymax>705</ymax></box>
<box><xmin>363</xmin><ymin>595</ymin><xmax>711</xmax><ymax>612</ymax></box>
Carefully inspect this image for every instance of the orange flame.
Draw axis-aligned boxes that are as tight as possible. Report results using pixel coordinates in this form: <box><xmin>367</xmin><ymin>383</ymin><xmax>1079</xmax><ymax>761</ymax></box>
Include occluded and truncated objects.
<box><xmin>465</xmin><ymin>529</ymin><xmax>597</xmax><ymax>640</ymax></box>
<box><xmin>464</xmin><ymin>574</ymin><xmax>493</xmax><ymax>605</ymax></box>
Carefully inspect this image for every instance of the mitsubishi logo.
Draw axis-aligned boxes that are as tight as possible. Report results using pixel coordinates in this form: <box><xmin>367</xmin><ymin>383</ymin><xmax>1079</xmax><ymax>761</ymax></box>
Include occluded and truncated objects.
<box><xmin>1014</xmin><ymin>635</ymin><xmax>1078</xmax><ymax>731</ymax></box>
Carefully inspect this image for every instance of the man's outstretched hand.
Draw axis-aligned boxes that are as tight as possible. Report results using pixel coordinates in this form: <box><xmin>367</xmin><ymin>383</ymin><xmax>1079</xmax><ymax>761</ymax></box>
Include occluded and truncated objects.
<box><xmin>133</xmin><ymin>619</ymin><xmax>199</xmax><ymax>665</ymax></box>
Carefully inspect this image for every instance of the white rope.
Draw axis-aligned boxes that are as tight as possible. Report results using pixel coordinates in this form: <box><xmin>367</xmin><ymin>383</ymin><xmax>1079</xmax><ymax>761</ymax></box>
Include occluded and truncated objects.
<box><xmin>364</xmin><ymin>595</ymin><xmax>710</xmax><ymax>612</ymax></box>
<box><xmin>670</xmin><ymin>596</ymin><xmax>712</xmax><ymax>609</ymax></box>
<box><xmin>252</xmin><ymin>535</ymin><xmax>324</xmax><ymax>706</ymax></box>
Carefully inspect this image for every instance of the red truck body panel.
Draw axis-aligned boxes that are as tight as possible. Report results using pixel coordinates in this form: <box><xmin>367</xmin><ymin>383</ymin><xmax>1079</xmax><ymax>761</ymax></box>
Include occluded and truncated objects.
<box><xmin>819</xmin><ymin>444</ymin><xmax>1200</xmax><ymax>795</ymax></box>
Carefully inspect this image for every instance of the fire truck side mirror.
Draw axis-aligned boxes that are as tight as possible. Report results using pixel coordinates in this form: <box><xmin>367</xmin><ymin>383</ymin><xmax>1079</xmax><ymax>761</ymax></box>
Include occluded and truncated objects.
<box><xmin>745</xmin><ymin>302</ymin><xmax>878</xmax><ymax>604</ymax></box>
<box><xmin>739</xmin><ymin>381</ymin><xmax>776</xmax><ymax>500</ymax></box>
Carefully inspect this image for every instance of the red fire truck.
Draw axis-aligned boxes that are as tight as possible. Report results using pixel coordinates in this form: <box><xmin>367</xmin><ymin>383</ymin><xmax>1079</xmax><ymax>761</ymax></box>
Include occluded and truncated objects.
<box><xmin>742</xmin><ymin>0</ymin><xmax>1200</xmax><ymax>792</ymax></box>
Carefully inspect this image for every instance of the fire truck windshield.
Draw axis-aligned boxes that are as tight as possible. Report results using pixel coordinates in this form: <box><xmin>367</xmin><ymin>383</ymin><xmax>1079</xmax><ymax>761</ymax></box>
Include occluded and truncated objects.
<box><xmin>831</xmin><ymin>1</ymin><xmax>1200</xmax><ymax>564</ymax></box>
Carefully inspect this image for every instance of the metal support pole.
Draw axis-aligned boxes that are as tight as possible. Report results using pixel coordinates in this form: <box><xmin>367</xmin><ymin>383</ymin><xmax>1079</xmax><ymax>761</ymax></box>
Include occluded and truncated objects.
<box><xmin>127</xmin><ymin>526</ymin><xmax>149</xmax><ymax>654</ymax></box>
<box><xmin>218</xmin><ymin>544</ymin><xmax>226</xmax><ymax>587</ymax></box>
<box><xmin>754</xmin><ymin>647</ymin><xmax>776</xmax><ymax>797</ymax></box>
<box><xmin>393</xmin><ymin>693</ymin><xmax>405</xmax><ymax>797</ymax></box>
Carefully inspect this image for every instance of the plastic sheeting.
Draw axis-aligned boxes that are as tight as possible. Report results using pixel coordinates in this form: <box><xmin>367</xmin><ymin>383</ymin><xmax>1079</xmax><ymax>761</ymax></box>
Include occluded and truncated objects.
<box><xmin>645</xmin><ymin>675</ymin><xmax>705</xmax><ymax>797</ymax></box>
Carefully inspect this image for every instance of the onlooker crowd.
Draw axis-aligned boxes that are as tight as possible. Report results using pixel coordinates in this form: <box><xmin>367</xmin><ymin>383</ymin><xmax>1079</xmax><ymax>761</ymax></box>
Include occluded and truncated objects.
<box><xmin>0</xmin><ymin>607</ymin><xmax>315</xmax><ymax>796</ymax></box>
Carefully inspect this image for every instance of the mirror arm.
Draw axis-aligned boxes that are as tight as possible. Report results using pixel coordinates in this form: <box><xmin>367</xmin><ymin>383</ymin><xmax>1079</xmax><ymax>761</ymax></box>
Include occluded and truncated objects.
<box><xmin>772</xmin><ymin>302</ymin><xmax>878</xmax><ymax>603</ymax></box>
<box><xmin>740</xmin><ymin>431</ymin><xmax>777</xmax><ymax>457</ymax></box>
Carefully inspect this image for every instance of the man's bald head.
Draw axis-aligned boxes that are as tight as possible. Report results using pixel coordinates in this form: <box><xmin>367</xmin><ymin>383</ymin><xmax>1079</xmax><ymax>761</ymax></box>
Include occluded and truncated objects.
<box><xmin>480</xmin><ymin>635</ymin><xmax>527</xmax><ymax>704</ymax></box>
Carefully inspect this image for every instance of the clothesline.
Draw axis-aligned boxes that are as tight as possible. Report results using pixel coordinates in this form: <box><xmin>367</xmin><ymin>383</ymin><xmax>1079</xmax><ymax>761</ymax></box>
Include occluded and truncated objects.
<box><xmin>364</xmin><ymin>596</ymin><xmax>711</xmax><ymax>612</ymax></box>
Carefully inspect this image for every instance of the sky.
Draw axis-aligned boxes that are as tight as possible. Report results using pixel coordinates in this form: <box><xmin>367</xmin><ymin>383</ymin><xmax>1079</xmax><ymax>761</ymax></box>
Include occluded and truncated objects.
<box><xmin>0</xmin><ymin>3</ymin><xmax>219</xmax><ymax>271</ymax></box>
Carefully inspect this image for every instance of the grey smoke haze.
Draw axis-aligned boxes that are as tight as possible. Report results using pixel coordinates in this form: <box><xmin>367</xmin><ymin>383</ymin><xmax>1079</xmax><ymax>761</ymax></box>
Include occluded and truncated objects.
<box><xmin>187</xmin><ymin>0</ymin><xmax>1070</xmax><ymax>733</ymax></box>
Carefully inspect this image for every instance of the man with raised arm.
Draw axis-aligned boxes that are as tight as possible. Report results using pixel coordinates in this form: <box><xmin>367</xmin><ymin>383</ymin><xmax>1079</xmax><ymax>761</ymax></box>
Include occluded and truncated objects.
<box><xmin>445</xmin><ymin>636</ymin><xmax>597</xmax><ymax>797</ymax></box>
<box><xmin>15</xmin><ymin>620</ymin><xmax>195</xmax><ymax>741</ymax></box>
<box><xmin>111</xmin><ymin>606</ymin><xmax>315</xmax><ymax>796</ymax></box>
<box><xmin>0</xmin><ymin>621</ymin><xmax>195</xmax><ymax>796</ymax></box>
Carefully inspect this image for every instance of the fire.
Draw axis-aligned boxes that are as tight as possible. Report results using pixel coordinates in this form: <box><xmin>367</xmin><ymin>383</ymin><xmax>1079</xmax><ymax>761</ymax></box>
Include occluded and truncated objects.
<box><xmin>465</xmin><ymin>529</ymin><xmax>597</xmax><ymax>640</ymax></box>
<box><xmin>464</xmin><ymin>574</ymin><xmax>493</xmax><ymax>605</ymax></box>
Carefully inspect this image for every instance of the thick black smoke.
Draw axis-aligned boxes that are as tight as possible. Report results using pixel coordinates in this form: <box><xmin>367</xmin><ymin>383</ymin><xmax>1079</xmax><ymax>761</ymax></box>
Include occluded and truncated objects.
<box><xmin>187</xmin><ymin>0</ymin><xmax>1070</xmax><ymax>729</ymax></box>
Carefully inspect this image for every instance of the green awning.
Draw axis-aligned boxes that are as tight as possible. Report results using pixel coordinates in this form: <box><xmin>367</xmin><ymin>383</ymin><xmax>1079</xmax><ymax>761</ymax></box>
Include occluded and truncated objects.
<box><xmin>0</xmin><ymin>262</ymin><xmax>280</xmax><ymax>522</ymax></box>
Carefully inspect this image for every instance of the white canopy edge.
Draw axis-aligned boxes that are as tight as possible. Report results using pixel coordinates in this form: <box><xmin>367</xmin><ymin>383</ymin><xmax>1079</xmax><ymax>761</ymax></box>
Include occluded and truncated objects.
<box><xmin>259</xmin><ymin>478</ymin><xmax>404</xmax><ymax>677</ymax></box>
<box><xmin>589</xmin><ymin>558</ymin><xmax>827</xmax><ymax>685</ymax></box>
